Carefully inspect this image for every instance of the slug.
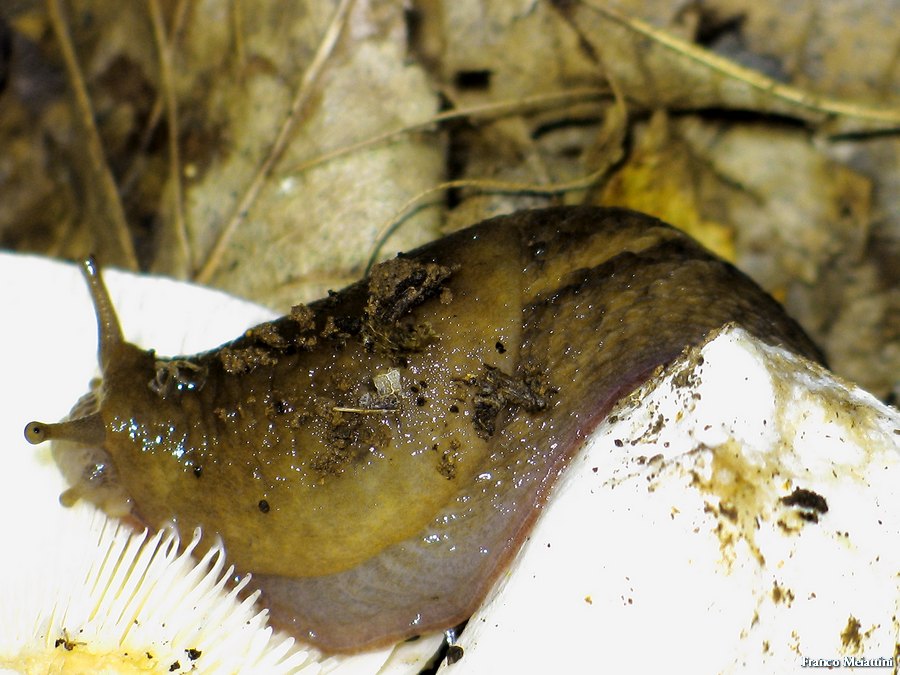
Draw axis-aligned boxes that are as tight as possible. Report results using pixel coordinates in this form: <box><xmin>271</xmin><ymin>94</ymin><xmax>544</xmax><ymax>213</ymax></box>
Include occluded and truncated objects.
<box><xmin>24</xmin><ymin>206</ymin><xmax>823</xmax><ymax>653</ymax></box>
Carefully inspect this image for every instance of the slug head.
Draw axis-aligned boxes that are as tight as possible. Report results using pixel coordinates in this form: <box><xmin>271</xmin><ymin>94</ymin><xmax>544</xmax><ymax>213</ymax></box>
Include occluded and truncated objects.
<box><xmin>24</xmin><ymin>258</ymin><xmax>155</xmax><ymax>517</ymax></box>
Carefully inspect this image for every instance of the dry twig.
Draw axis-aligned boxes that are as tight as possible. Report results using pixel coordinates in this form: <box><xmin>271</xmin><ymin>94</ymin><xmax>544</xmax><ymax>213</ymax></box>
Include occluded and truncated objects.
<box><xmin>47</xmin><ymin>0</ymin><xmax>138</xmax><ymax>269</ymax></box>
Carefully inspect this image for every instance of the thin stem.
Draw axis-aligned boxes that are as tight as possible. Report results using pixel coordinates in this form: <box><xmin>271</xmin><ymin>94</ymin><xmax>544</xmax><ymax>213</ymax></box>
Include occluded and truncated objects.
<box><xmin>47</xmin><ymin>0</ymin><xmax>139</xmax><ymax>270</ymax></box>
<box><xmin>281</xmin><ymin>87</ymin><xmax>610</xmax><ymax>178</ymax></box>
<box><xmin>149</xmin><ymin>0</ymin><xmax>189</xmax><ymax>273</ymax></box>
<box><xmin>364</xmin><ymin>167</ymin><xmax>611</xmax><ymax>274</ymax></box>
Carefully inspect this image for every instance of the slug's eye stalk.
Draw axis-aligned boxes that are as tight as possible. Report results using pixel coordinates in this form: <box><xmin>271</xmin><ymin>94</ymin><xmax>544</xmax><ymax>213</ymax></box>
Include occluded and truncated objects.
<box><xmin>23</xmin><ymin>259</ymin><xmax>122</xmax><ymax>450</ymax></box>
<box><xmin>23</xmin><ymin>413</ymin><xmax>105</xmax><ymax>447</ymax></box>
<box><xmin>81</xmin><ymin>256</ymin><xmax>125</xmax><ymax>372</ymax></box>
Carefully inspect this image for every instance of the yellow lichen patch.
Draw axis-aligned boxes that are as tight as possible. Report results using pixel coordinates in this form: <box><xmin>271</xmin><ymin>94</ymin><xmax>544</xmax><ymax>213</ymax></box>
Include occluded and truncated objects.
<box><xmin>839</xmin><ymin>614</ymin><xmax>877</xmax><ymax>655</ymax></box>
<box><xmin>840</xmin><ymin>615</ymin><xmax>862</xmax><ymax>653</ymax></box>
<box><xmin>692</xmin><ymin>440</ymin><xmax>775</xmax><ymax>569</ymax></box>
<box><xmin>771</xmin><ymin>581</ymin><xmax>795</xmax><ymax>607</ymax></box>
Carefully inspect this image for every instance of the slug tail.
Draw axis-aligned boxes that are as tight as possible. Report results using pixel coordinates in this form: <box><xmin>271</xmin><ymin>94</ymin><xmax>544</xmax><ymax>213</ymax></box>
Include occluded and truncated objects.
<box><xmin>24</xmin><ymin>413</ymin><xmax>106</xmax><ymax>447</ymax></box>
<box><xmin>81</xmin><ymin>257</ymin><xmax>125</xmax><ymax>372</ymax></box>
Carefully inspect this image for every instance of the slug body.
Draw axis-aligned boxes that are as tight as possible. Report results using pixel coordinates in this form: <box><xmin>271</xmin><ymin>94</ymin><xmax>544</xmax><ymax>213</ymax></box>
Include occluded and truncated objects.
<box><xmin>25</xmin><ymin>206</ymin><xmax>822</xmax><ymax>652</ymax></box>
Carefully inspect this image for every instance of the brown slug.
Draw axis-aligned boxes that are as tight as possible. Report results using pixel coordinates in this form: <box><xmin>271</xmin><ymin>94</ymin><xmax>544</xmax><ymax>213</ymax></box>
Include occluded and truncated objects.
<box><xmin>24</xmin><ymin>206</ymin><xmax>823</xmax><ymax>653</ymax></box>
